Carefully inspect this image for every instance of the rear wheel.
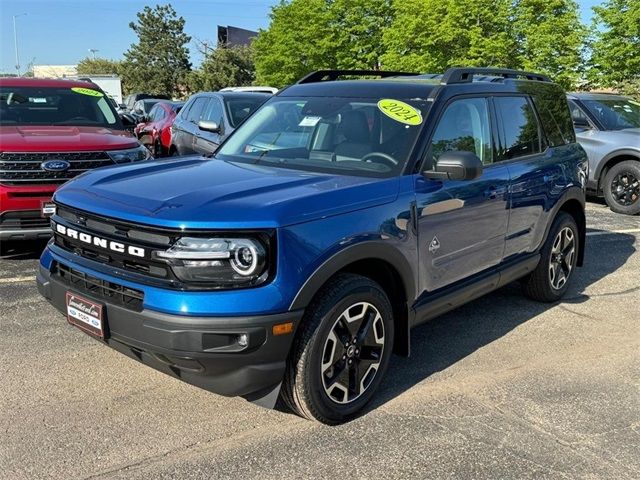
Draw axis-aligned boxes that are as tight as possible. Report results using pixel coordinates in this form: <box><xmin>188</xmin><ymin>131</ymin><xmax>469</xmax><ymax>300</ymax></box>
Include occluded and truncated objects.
<box><xmin>603</xmin><ymin>160</ymin><xmax>640</xmax><ymax>215</ymax></box>
<box><xmin>281</xmin><ymin>274</ymin><xmax>394</xmax><ymax>424</ymax></box>
<box><xmin>523</xmin><ymin>212</ymin><xmax>579</xmax><ymax>302</ymax></box>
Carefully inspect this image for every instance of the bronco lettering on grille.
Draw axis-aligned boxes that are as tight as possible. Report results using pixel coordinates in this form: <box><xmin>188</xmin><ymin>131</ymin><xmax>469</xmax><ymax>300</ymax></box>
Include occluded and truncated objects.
<box><xmin>54</xmin><ymin>223</ymin><xmax>145</xmax><ymax>258</ymax></box>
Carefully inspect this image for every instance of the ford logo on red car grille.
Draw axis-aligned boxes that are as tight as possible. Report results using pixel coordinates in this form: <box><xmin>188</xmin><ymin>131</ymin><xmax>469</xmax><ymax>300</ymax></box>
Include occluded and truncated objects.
<box><xmin>41</xmin><ymin>160</ymin><xmax>71</xmax><ymax>172</ymax></box>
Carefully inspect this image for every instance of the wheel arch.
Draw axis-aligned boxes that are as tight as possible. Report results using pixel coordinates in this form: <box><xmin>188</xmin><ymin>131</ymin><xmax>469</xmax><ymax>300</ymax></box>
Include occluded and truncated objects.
<box><xmin>543</xmin><ymin>188</ymin><xmax>586</xmax><ymax>267</ymax></box>
<box><xmin>595</xmin><ymin>149</ymin><xmax>640</xmax><ymax>192</ymax></box>
<box><xmin>289</xmin><ymin>242</ymin><xmax>416</xmax><ymax>356</ymax></box>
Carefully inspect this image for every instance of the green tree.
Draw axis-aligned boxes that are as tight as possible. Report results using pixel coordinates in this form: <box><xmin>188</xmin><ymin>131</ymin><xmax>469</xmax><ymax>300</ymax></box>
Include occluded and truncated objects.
<box><xmin>120</xmin><ymin>4</ymin><xmax>191</xmax><ymax>96</ymax></box>
<box><xmin>254</xmin><ymin>0</ymin><xmax>335</xmax><ymax>87</ymax></box>
<box><xmin>381</xmin><ymin>0</ymin><xmax>518</xmax><ymax>73</ymax></box>
<box><xmin>329</xmin><ymin>0</ymin><xmax>393</xmax><ymax>70</ymax></box>
<box><xmin>513</xmin><ymin>0</ymin><xmax>586</xmax><ymax>89</ymax></box>
<box><xmin>588</xmin><ymin>0</ymin><xmax>640</xmax><ymax>92</ymax></box>
<box><xmin>189</xmin><ymin>45</ymin><xmax>255</xmax><ymax>92</ymax></box>
<box><xmin>76</xmin><ymin>57</ymin><xmax>121</xmax><ymax>75</ymax></box>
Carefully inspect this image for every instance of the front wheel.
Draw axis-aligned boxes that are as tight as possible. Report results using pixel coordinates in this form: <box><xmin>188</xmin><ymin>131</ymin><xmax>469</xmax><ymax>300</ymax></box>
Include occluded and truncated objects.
<box><xmin>523</xmin><ymin>212</ymin><xmax>579</xmax><ymax>302</ymax></box>
<box><xmin>603</xmin><ymin>160</ymin><xmax>640</xmax><ymax>215</ymax></box>
<box><xmin>281</xmin><ymin>274</ymin><xmax>394</xmax><ymax>424</ymax></box>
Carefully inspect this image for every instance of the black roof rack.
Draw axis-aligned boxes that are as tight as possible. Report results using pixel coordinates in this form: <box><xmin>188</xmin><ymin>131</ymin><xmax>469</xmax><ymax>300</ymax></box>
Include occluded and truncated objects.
<box><xmin>440</xmin><ymin>68</ymin><xmax>551</xmax><ymax>84</ymax></box>
<box><xmin>297</xmin><ymin>69</ymin><xmax>419</xmax><ymax>84</ymax></box>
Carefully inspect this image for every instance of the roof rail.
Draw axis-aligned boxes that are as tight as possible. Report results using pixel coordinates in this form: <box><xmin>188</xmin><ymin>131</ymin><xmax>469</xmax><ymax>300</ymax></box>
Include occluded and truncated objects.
<box><xmin>297</xmin><ymin>69</ymin><xmax>419</xmax><ymax>84</ymax></box>
<box><xmin>440</xmin><ymin>68</ymin><xmax>551</xmax><ymax>84</ymax></box>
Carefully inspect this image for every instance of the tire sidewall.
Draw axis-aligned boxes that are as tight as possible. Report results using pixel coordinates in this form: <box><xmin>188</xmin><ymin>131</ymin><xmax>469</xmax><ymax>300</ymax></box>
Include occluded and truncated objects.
<box><xmin>603</xmin><ymin>161</ymin><xmax>640</xmax><ymax>215</ymax></box>
<box><xmin>304</xmin><ymin>283</ymin><xmax>394</xmax><ymax>422</ymax></box>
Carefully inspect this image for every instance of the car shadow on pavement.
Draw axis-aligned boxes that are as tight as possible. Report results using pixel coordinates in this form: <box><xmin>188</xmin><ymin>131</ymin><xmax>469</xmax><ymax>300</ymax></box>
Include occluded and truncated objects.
<box><xmin>370</xmin><ymin>230</ymin><xmax>637</xmax><ymax>415</ymax></box>
<box><xmin>0</xmin><ymin>239</ymin><xmax>49</xmax><ymax>260</ymax></box>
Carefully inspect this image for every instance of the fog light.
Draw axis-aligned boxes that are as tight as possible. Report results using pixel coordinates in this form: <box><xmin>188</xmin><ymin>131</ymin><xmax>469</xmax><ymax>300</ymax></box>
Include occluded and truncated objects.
<box><xmin>238</xmin><ymin>333</ymin><xmax>248</xmax><ymax>347</ymax></box>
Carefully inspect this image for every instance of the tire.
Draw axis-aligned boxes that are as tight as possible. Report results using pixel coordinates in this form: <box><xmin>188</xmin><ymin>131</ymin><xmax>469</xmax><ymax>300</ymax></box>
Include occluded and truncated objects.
<box><xmin>523</xmin><ymin>212</ymin><xmax>579</xmax><ymax>303</ymax></box>
<box><xmin>169</xmin><ymin>145</ymin><xmax>178</xmax><ymax>157</ymax></box>
<box><xmin>603</xmin><ymin>160</ymin><xmax>640</xmax><ymax>215</ymax></box>
<box><xmin>281</xmin><ymin>273</ymin><xmax>394</xmax><ymax>424</ymax></box>
<box><xmin>153</xmin><ymin>141</ymin><xmax>163</xmax><ymax>158</ymax></box>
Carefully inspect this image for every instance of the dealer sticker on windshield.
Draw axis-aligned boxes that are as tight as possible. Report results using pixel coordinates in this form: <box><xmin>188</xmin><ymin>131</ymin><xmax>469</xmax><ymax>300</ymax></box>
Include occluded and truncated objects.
<box><xmin>71</xmin><ymin>87</ymin><xmax>103</xmax><ymax>97</ymax></box>
<box><xmin>377</xmin><ymin>99</ymin><xmax>422</xmax><ymax>126</ymax></box>
<box><xmin>299</xmin><ymin>116</ymin><xmax>322</xmax><ymax>127</ymax></box>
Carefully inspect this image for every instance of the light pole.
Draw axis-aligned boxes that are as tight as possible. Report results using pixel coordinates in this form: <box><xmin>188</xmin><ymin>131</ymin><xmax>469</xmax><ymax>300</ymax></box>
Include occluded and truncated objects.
<box><xmin>13</xmin><ymin>13</ymin><xmax>27</xmax><ymax>76</ymax></box>
<box><xmin>88</xmin><ymin>48</ymin><xmax>99</xmax><ymax>60</ymax></box>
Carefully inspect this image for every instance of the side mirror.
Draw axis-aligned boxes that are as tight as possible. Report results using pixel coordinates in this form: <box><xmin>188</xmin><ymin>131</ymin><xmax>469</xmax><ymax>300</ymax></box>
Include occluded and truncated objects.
<box><xmin>198</xmin><ymin>120</ymin><xmax>221</xmax><ymax>134</ymax></box>
<box><xmin>423</xmin><ymin>151</ymin><xmax>483</xmax><ymax>181</ymax></box>
<box><xmin>572</xmin><ymin>117</ymin><xmax>591</xmax><ymax>130</ymax></box>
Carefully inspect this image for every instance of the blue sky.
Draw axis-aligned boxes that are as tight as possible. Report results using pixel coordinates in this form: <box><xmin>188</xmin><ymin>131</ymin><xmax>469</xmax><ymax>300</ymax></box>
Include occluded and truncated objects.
<box><xmin>0</xmin><ymin>0</ymin><xmax>603</xmax><ymax>74</ymax></box>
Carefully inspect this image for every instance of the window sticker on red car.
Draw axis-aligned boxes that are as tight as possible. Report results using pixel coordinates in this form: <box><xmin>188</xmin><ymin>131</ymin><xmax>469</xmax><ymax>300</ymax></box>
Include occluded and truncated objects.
<box><xmin>71</xmin><ymin>87</ymin><xmax>103</xmax><ymax>97</ymax></box>
<box><xmin>377</xmin><ymin>99</ymin><xmax>422</xmax><ymax>126</ymax></box>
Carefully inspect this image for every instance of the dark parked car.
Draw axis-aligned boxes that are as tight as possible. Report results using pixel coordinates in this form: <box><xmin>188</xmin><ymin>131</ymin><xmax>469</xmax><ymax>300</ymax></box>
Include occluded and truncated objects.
<box><xmin>170</xmin><ymin>92</ymin><xmax>269</xmax><ymax>156</ymax></box>
<box><xmin>123</xmin><ymin>92</ymin><xmax>170</xmax><ymax>113</ymax></box>
<box><xmin>37</xmin><ymin>68</ymin><xmax>587</xmax><ymax>424</ymax></box>
<box><xmin>134</xmin><ymin>101</ymin><xmax>184</xmax><ymax>157</ymax></box>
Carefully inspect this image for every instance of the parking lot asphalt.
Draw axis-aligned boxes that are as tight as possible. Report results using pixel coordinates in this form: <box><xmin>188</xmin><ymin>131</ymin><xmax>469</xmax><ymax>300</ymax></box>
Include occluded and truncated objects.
<box><xmin>0</xmin><ymin>201</ymin><xmax>638</xmax><ymax>480</ymax></box>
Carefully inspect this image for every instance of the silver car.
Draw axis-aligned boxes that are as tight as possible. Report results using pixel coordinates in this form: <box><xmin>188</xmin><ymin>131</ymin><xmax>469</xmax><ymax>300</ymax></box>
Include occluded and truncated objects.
<box><xmin>567</xmin><ymin>93</ymin><xmax>640</xmax><ymax>215</ymax></box>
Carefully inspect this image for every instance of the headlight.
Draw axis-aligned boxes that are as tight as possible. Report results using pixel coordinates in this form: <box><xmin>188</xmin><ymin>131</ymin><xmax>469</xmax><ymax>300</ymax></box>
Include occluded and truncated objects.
<box><xmin>107</xmin><ymin>145</ymin><xmax>152</xmax><ymax>163</ymax></box>
<box><xmin>156</xmin><ymin>237</ymin><xmax>269</xmax><ymax>287</ymax></box>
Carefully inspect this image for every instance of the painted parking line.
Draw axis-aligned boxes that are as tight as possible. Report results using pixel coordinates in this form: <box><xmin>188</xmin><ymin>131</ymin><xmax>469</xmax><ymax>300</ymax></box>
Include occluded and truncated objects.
<box><xmin>0</xmin><ymin>276</ymin><xmax>35</xmax><ymax>284</ymax></box>
<box><xmin>586</xmin><ymin>228</ymin><xmax>640</xmax><ymax>237</ymax></box>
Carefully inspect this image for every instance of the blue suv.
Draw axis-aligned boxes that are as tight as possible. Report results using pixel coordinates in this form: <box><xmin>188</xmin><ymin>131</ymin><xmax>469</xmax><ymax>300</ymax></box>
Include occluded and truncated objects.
<box><xmin>37</xmin><ymin>68</ymin><xmax>587</xmax><ymax>424</ymax></box>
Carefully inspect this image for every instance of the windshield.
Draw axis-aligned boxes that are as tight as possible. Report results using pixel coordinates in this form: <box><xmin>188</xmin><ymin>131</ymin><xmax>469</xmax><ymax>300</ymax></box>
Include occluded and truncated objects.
<box><xmin>217</xmin><ymin>96</ymin><xmax>430</xmax><ymax>177</ymax></box>
<box><xmin>224</xmin><ymin>96</ymin><xmax>269</xmax><ymax>128</ymax></box>
<box><xmin>0</xmin><ymin>85</ymin><xmax>120</xmax><ymax>128</ymax></box>
<box><xmin>582</xmin><ymin>98</ymin><xmax>640</xmax><ymax>130</ymax></box>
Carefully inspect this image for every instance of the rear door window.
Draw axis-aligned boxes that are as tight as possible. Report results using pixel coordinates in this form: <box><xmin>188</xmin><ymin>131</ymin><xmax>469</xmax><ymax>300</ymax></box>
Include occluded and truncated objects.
<box><xmin>494</xmin><ymin>96</ymin><xmax>542</xmax><ymax>160</ymax></box>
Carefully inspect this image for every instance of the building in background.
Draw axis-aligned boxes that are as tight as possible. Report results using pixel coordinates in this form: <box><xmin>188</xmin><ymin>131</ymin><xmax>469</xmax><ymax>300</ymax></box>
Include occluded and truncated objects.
<box><xmin>217</xmin><ymin>25</ymin><xmax>257</xmax><ymax>47</ymax></box>
<box><xmin>33</xmin><ymin>65</ymin><xmax>78</xmax><ymax>78</ymax></box>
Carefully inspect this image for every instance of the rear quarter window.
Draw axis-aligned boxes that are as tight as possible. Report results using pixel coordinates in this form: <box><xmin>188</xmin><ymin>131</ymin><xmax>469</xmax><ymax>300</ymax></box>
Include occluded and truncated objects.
<box><xmin>529</xmin><ymin>87</ymin><xmax>576</xmax><ymax>146</ymax></box>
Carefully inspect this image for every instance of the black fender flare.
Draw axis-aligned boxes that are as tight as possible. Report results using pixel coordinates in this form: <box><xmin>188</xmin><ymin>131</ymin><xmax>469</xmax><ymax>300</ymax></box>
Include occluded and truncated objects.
<box><xmin>542</xmin><ymin>186</ymin><xmax>586</xmax><ymax>266</ymax></box>
<box><xmin>289</xmin><ymin>241</ymin><xmax>416</xmax><ymax>311</ymax></box>
<box><xmin>594</xmin><ymin>149</ymin><xmax>640</xmax><ymax>188</ymax></box>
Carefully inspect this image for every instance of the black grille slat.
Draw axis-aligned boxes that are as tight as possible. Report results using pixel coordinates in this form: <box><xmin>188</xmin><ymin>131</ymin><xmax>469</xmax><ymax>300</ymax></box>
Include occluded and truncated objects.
<box><xmin>53</xmin><ymin>262</ymin><xmax>144</xmax><ymax>312</ymax></box>
<box><xmin>0</xmin><ymin>211</ymin><xmax>50</xmax><ymax>229</ymax></box>
<box><xmin>0</xmin><ymin>151</ymin><xmax>113</xmax><ymax>185</ymax></box>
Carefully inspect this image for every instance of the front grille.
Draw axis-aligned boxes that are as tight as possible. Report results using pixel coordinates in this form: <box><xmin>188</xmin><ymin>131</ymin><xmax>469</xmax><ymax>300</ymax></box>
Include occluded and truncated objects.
<box><xmin>53</xmin><ymin>205</ymin><xmax>177</xmax><ymax>286</ymax></box>
<box><xmin>0</xmin><ymin>151</ymin><xmax>113</xmax><ymax>185</ymax></box>
<box><xmin>0</xmin><ymin>210</ymin><xmax>51</xmax><ymax>230</ymax></box>
<box><xmin>53</xmin><ymin>262</ymin><xmax>144</xmax><ymax>312</ymax></box>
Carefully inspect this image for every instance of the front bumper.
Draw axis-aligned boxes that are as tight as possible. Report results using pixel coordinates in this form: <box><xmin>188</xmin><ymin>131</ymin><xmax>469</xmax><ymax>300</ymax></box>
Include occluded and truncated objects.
<box><xmin>37</xmin><ymin>263</ymin><xmax>303</xmax><ymax>404</ymax></box>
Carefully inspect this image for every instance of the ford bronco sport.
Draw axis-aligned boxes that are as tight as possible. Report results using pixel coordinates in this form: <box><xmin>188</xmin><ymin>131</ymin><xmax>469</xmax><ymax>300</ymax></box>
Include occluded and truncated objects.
<box><xmin>37</xmin><ymin>68</ymin><xmax>587</xmax><ymax>424</ymax></box>
<box><xmin>0</xmin><ymin>77</ymin><xmax>149</xmax><ymax>241</ymax></box>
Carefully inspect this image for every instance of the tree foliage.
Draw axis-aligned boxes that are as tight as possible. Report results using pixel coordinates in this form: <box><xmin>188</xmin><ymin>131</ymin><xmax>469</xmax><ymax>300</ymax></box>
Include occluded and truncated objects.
<box><xmin>381</xmin><ymin>0</ymin><xmax>518</xmax><ymax>73</ymax></box>
<box><xmin>254</xmin><ymin>0</ymin><xmax>335</xmax><ymax>87</ymax></box>
<box><xmin>120</xmin><ymin>4</ymin><xmax>191</xmax><ymax>97</ymax></box>
<box><xmin>513</xmin><ymin>0</ymin><xmax>586</xmax><ymax>89</ymax></box>
<box><xmin>254</xmin><ymin>0</ymin><xmax>593</xmax><ymax>89</ymax></box>
<box><xmin>188</xmin><ymin>45</ymin><xmax>255</xmax><ymax>92</ymax></box>
<box><xmin>76</xmin><ymin>57</ymin><xmax>121</xmax><ymax>75</ymax></box>
<box><xmin>588</xmin><ymin>0</ymin><xmax>640</xmax><ymax>93</ymax></box>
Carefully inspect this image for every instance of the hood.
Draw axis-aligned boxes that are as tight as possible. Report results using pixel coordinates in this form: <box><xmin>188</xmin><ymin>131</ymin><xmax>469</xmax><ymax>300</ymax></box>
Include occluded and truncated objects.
<box><xmin>54</xmin><ymin>157</ymin><xmax>400</xmax><ymax>228</ymax></box>
<box><xmin>0</xmin><ymin>126</ymin><xmax>138</xmax><ymax>152</ymax></box>
<box><xmin>576</xmin><ymin>127</ymin><xmax>640</xmax><ymax>148</ymax></box>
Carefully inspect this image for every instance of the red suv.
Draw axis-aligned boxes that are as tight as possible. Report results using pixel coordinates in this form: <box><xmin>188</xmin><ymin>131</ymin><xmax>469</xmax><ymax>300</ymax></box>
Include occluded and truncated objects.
<box><xmin>0</xmin><ymin>78</ymin><xmax>150</xmax><ymax>241</ymax></box>
<box><xmin>134</xmin><ymin>101</ymin><xmax>184</xmax><ymax>157</ymax></box>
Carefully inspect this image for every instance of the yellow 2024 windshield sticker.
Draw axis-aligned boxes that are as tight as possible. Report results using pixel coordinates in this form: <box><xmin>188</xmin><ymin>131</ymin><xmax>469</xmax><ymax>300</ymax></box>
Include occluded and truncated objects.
<box><xmin>71</xmin><ymin>87</ymin><xmax>103</xmax><ymax>97</ymax></box>
<box><xmin>377</xmin><ymin>99</ymin><xmax>422</xmax><ymax>125</ymax></box>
